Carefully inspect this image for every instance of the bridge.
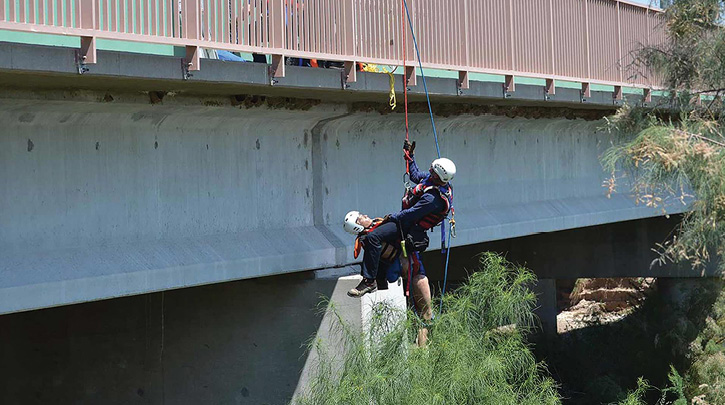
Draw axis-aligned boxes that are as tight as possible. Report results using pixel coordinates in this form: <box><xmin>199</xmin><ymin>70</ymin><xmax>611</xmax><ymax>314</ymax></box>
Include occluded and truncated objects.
<box><xmin>0</xmin><ymin>1</ymin><xmax>712</xmax><ymax>404</ymax></box>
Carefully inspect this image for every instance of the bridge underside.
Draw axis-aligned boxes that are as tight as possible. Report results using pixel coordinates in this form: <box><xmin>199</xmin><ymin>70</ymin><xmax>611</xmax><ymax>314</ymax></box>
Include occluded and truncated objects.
<box><xmin>0</xmin><ymin>70</ymin><xmax>683</xmax><ymax>315</ymax></box>
<box><xmin>423</xmin><ymin>215</ymin><xmax>720</xmax><ymax>282</ymax></box>
<box><xmin>0</xmin><ymin>216</ymin><xmax>715</xmax><ymax>405</ymax></box>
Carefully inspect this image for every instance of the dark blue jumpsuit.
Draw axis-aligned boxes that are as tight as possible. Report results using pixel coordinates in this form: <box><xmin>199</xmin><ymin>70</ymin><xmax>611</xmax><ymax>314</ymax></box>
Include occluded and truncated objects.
<box><xmin>360</xmin><ymin>157</ymin><xmax>447</xmax><ymax>281</ymax></box>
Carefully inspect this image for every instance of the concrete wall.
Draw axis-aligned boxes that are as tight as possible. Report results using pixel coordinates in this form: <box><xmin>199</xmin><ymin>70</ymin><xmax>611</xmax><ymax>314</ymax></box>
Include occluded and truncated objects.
<box><xmin>0</xmin><ymin>91</ymin><xmax>682</xmax><ymax>314</ymax></box>
<box><xmin>0</xmin><ymin>271</ymin><xmax>344</xmax><ymax>405</ymax></box>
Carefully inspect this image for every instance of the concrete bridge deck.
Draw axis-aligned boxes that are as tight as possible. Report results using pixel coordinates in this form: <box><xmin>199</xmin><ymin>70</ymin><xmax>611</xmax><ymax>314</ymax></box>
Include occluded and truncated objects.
<box><xmin>0</xmin><ymin>42</ymin><xmax>686</xmax><ymax>316</ymax></box>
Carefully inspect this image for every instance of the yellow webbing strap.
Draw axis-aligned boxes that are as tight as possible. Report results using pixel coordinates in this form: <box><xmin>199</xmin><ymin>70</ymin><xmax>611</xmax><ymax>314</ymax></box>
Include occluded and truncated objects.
<box><xmin>360</xmin><ymin>63</ymin><xmax>397</xmax><ymax>111</ymax></box>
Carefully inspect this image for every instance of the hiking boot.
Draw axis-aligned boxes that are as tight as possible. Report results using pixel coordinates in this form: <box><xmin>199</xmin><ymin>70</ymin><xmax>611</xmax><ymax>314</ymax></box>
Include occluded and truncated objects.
<box><xmin>348</xmin><ymin>278</ymin><xmax>377</xmax><ymax>297</ymax></box>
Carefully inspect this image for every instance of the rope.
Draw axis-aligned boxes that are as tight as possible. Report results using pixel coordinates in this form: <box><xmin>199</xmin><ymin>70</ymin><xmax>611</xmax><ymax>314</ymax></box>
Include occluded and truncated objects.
<box><xmin>402</xmin><ymin>0</ymin><xmax>440</xmax><ymax>159</ymax></box>
<box><xmin>401</xmin><ymin>0</ymin><xmax>413</xmax><ymax>300</ymax></box>
<box><xmin>439</xmin><ymin>218</ymin><xmax>452</xmax><ymax>314</ymax></box>
<box><xmin>401</xmin><ymin>0</ymin><xmax>410</xmax><ymax>175</ymax></box>
<box><xmin>401</xmin><ymin>0</ymin><xmax>452</xmax><ymax>316</ymax></box>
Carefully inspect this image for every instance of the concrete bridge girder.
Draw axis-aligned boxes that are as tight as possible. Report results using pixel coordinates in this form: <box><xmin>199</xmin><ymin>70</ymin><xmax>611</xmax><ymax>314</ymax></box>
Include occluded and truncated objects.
<box><xmin>0</xmin><ymin>94</ymin><xmax>681</xmax><ymax>315</ymax></box>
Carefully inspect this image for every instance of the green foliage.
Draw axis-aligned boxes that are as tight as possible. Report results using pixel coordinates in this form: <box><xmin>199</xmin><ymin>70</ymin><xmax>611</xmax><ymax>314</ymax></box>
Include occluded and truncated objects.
<box><xmin>296</xmin><ymin>253</ymin><xmax>560</xmax><ymax>405</ymax></box>
<box><xmin>605</xmin><ymin>0</ymin><xmax>725</xmax><ymax>269</ymax></box>
<box><xmin>684</xmin><ymin>285</ymin><xmax>725</xmax><ymax>403</ymax></box>
<box><xmin>660</xmin><ymin>366</ymin><xmax>688</xmax><ymax>404</ymax></box>
<box><xmin>618</xmin><ymin>378</ymin><xmax>651</xmax><ymax>405</ymax></box>
<box><xmin>607</xmin><ymin>2</ymin><xmax>725</xmax><ymax>402</ymax></box>
<box><xmin>603</xmin><ymin>105</ymin><xmax>725</xmax><ymax>271</ymax></box>
<box><xmin>635</xmin><ymin>0</ymin><xmax>725</xmax><ymax>94</ymax></box>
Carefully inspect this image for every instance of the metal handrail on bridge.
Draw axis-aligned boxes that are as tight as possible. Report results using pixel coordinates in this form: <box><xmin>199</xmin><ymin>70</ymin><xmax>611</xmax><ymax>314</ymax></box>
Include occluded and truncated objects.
<box><xmin>0</xmin><ymin>0</ymin><xmax>664</xmax><ymax>99</ymax></box>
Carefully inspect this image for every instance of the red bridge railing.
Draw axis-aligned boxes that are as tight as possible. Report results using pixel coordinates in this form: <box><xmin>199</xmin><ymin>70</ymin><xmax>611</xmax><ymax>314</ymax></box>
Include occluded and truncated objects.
<box><xmin>0</xmin><ymin>0</ymin><xmax>665</xmax><ymax>95</ymax></box>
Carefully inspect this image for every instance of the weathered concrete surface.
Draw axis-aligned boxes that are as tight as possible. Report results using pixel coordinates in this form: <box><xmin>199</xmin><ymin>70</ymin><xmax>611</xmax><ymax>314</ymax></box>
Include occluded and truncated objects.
<box><xmin>0</xmin><ymin>265</ymin><xmax>407</xmax><ymax>405</ymax></box>
<box><xmin>292</xmin><ymin>274</ymin><xmax>406</xmax><ymax>403</ymax></box>
<box><xmin>0</xmin><ymin>271</ymin><xmax>339</xmax><ymax>405</ymax></box>
<box><xmin>0</xmin><ymin>90</ymin><xmax>684</xmax><ymax>314</ymax></box>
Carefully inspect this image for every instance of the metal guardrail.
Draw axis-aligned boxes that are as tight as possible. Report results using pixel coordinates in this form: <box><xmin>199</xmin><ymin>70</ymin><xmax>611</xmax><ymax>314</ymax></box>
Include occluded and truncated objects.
<box><xmin>0</xmin><ymin>0</ymin><xmax>665</xmax><ymax>97</ymax></box>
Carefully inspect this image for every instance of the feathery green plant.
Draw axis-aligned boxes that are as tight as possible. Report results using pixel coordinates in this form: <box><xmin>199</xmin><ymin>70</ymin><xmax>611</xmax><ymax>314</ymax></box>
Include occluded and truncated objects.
<box><xmin>296</xmin><ymin>252</ymin><xmax>560</xmax><ymax>405</ymax></box>
<box><xmin>603</xmin><ymin>4</ymin><xmax>725</xmax><ymax>402</ymax></box>
<box><xmin>617</xmin><ymin>378</ymin><xmax>651</xmax><ymax>405</ymax></box>
<box><xmin>684</xmin><ymin>283</ymin><xmax>725</xmax><ymax>403</ymax></box>
<box><xmin>602</xmin><ymin>105</ymin><xmax>725</xmax><ymax>271</ymax></box>
<box><xmin>659</xmin><ymin>366</ymin><xmax>688</xmax><ymax>405</ymax></box>
<box><xmin>604</xmin><ymin>0</ymin><xmax>725</xmax><ymax>271</ymax></box>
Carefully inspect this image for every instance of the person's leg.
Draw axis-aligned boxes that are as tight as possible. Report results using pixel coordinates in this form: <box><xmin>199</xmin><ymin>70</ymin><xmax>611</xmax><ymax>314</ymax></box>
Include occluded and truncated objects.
<box><xmin>350</xmin><ymin>221</ymin><xmax>399</xmax><ymax>297</ymax></box>
<box><xmin>376</xmin><ymin>260</ymin><xmax>390</xmax><ymax>290</ymax></box>
<box><xmin>361</xmin><ymin>222</ymin><xmax>399</xmax><ymax>281</ymax></box>
<box><xmin>411</xmin><ymin>253</ymin><xmax>433</xmax><ymax>346</ymax></box>
<box><xmin>413</xmin><ymin>275</ymin><xmax>433</xmax><ymax>346</ymax></box>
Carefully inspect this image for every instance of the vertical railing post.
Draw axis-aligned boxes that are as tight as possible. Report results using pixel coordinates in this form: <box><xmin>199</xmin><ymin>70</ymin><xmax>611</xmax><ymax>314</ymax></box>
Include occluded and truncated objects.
<box><xmin>548</xmin><ymin>0</ymin><xmax>554</xmax><ymax>76</ymax></box>
<box><xmin>546</xmin><ymin>0</ymin><xmax>555</xmax><ymax>96</ymax></box>
<box><xmin>404</xmin><ymin>0</ymin><xmax>416</xmax><ymax>87</ymax></box>
<box><xmin>182</xmin><ymin>0</ymin><xmax>201</xmax><ymax>71</ymax></box>
<box><xmin>617</xmin><ymin>1</ymin><xmax>623</xmax><ymax>83</ymax></box>
<box><xmin>646</xmin><ymin>8</ymin><xmax>651</xmax><ymax>87</ymax></box>
<box><xmin>503</xmin><ymin>0</ymin><xmax>515</xmax><ymax>94</ymax></box>
<box><xmin>643</xmin><ymin>88</ymin><xmax>652</xmax><ymax>104</ymax></box>
<box><xmin>79</xmin><ymin>0</ymin><xmax>97</xmax><ymax>64</ymax></box>
<box><xmin>269</xmin><ymin>0</ymin><xmax>284</xmax><ymax>50</ymax></box>
<box><xmin>582</xmin><ymin>0</ymin><xmax>591</xmax><ymax>99</ymax></box>
<box><xmin>614</xmin><ymin>85</ymin><xmax>623</xmax><ymax>102</ymax></box>
<box><xmin>584</xmin><ymin>0</ymin><xmax>591</xmax><ymax>80</ymax></box>
<box><xmin>269</xmin><ymin>0</ymin><xmax>285</xmax><ymax>78</ymax></box>
<box><xmin>508</xmin><ymin>0</ymin><xmax>515</xmax><ymax>71</ymax></box>
<box><xmin>343</xmin><ymin>0</ymin><xmax>356</xmax><ymax>83</ymax></box>
<box><xmin>582</xmin><ymin>82</ymin><xmax>591</xmax><ymax>100</ymax></box>
<box><xmin>457</xmin><ymin>0</ymin><xmax>470</xmax><ymax>89</ymax></box>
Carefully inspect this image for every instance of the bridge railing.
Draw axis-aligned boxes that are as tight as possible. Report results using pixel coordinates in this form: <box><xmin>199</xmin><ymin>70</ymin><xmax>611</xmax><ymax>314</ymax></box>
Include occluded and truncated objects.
<box><xmin>0</xmin><ymin>0</ymin><xmax>665</xmax><ymax>93</ymax></box>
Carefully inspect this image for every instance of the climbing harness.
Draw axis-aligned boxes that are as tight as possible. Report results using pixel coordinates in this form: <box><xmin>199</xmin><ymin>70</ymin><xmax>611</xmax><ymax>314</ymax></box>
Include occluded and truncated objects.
<box><xmin>401</xmin><ymin>182</ymin><xmax>453</xmax><ymax>230</ymax></box>
<box><xmin>353</xmin><ymin>217</ymin><xmax>401</xmax><ymax>262</ymax></box>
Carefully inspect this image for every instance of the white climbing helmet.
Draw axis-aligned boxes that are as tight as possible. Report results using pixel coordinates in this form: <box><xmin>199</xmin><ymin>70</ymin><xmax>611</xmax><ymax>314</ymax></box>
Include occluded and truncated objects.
<box><xmin>431</xmin><ymin>158</ymin><xmax>456</xmax><ymax>183</ymax></box>
<box><xmin>343</xmin><ymin>211</ymin><xmax>365</xmax><ymax>234</ymax></box>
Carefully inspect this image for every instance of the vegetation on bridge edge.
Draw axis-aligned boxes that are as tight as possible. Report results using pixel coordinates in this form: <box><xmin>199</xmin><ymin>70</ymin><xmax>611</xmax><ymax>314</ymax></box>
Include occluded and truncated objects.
<box><xmin>603</xmin><ymin>1</ymin><xmax>725</xmax><ymax>403</ymax></box>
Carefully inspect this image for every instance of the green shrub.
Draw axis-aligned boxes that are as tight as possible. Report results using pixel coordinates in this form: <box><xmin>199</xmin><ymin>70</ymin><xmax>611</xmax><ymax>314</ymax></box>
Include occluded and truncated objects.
<box><xmin>296</xmin><ymin>252</ymin><xmax>560</xmax><ymax>405</ymax></box>
<box><xmin>618</xmin><ymin>378</ymin><xmax>651</xmax><ymax>405</ymax></box>
<box><xmin>684</xmin><ymin>285</ymin><xmax>725</xmax><ymax>404</ymax></box>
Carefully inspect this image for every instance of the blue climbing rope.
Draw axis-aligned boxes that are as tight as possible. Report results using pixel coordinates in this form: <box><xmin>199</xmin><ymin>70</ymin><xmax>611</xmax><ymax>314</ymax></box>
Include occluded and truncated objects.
<box><xmin>402</xmin><ymin>0</ymin><xmax>452</xmax><ymax>316</ymax></box>
<box><xmin>440</xmin><ymin>218</ymin><xmax>452</xmax><ymax>314</ymax></box>
<box><xmin>402</xmin><ymin>0</ymin><xmax>440</xmax><ymax>159</ymax></box>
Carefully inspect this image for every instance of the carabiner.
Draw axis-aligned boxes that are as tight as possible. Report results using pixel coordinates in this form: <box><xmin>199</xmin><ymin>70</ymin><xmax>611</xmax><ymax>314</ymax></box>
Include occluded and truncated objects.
<box><xmin>402</xmin><ymin>172</ymin><xmax>411</xmax><ymax>190</ymax></box>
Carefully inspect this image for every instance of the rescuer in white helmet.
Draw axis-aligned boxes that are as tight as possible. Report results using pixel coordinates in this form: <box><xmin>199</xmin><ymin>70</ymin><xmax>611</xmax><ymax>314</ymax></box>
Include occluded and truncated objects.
<box><xmin>347</xmin><ymin>139</ymin><xmax>455</xmax><ymax>302</ymax></box>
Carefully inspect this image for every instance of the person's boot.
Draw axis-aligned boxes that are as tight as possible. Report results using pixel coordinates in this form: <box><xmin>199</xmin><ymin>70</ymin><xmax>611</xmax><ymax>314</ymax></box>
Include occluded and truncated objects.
<box><xmin>348</xmin><ymin>278</ymin><xmax>377</xmax><ymax>297</ymax></box>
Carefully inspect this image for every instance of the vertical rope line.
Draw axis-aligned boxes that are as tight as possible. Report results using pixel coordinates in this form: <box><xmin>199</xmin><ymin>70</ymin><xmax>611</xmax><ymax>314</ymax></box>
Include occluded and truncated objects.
<box><xmin>402</xmin><ymin>0</ymin><xmax>410</xmax><ymax>173</ymax></box>
<box><xmin>439</xmin><ymin>219</ymin><xmax>452</xmax><ymax>314</ymax></box>
<box><xmin>402</xmin><ymin>0</ymin><xmax>440</xmax><ymax>158</ymax></box>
